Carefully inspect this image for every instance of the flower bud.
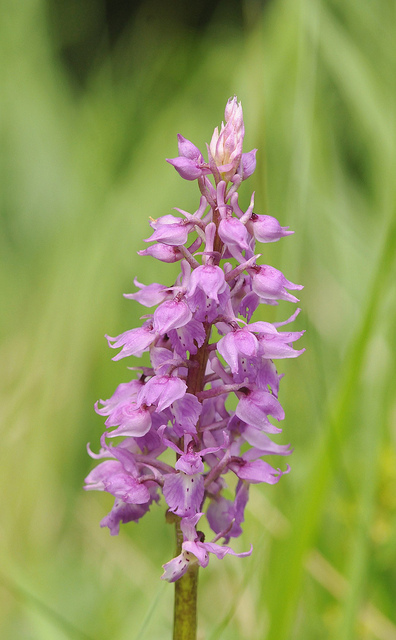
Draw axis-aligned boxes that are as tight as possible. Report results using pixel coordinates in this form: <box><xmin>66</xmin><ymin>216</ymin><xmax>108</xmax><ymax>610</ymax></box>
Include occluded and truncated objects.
<box><xmin>208</xmin><ymin>96</ymin><xmax>245</xmax><ymax>181</ymax></box>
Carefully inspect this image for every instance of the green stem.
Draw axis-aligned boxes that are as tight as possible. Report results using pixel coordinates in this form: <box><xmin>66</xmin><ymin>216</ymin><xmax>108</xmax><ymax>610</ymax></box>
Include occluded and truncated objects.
<box><xmin>173</xmin><ymin>519</ymin><xmax>199</xmax><ymax>640</ymax></box>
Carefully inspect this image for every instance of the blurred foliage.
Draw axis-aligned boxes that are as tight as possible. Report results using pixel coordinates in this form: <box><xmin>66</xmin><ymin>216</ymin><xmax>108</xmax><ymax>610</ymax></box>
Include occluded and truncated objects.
<box><xmin>1</xmin><ymin>0</ymin><xmax>396</xmax><ymax>638</ymax></box>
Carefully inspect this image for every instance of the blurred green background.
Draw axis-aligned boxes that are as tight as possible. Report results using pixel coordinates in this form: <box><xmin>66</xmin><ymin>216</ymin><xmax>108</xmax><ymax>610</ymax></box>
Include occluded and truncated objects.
<box><xmin>1</xmin><ymin>0</ymin><xmax>396</xmax><ymax>638</ymax></box>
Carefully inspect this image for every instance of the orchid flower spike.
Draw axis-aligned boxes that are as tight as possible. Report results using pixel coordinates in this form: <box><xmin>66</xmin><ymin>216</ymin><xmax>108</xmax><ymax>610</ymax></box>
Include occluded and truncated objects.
<box><xmin>85</xmin><ymin>97</ymin><xmax>304</xmax><ymax>583</ymax></box>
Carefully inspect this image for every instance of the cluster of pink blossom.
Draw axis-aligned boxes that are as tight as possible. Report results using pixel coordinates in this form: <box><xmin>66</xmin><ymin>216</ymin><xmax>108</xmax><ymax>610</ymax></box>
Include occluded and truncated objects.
<box><xmin>85</xmin><ymin>97</ymin><xmax>304</xmax><ymax>582</ymax></box>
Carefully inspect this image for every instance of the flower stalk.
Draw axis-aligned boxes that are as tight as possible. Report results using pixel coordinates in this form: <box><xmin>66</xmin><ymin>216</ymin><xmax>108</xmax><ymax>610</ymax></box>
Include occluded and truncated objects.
<box><xmin>173</xmin><ymin>519</ymin><xmax>199</xmax><ymax>640</ymax></box>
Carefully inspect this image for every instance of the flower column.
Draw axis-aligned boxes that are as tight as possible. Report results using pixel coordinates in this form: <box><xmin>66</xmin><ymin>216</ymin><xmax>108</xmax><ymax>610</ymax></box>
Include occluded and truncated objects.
<box><xmin>85</xmin><ymin>97</ymin><xmax>304</xmax><ymax>640</ymax></box>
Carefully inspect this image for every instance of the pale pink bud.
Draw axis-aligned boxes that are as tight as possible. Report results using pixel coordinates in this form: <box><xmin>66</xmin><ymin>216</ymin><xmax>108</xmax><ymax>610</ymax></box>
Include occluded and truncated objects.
<box><xmin>209</xmin><ymin>96</ymin><xmax>245</xmax><ymax>181</ymax></box>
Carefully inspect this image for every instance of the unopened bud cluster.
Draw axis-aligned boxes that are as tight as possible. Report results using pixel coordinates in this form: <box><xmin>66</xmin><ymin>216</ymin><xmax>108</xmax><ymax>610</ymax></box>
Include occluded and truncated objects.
<box><xmin>85</xmin><ymin>97</ymin><xmax>304</xmax><ymax>582</ymax></box>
